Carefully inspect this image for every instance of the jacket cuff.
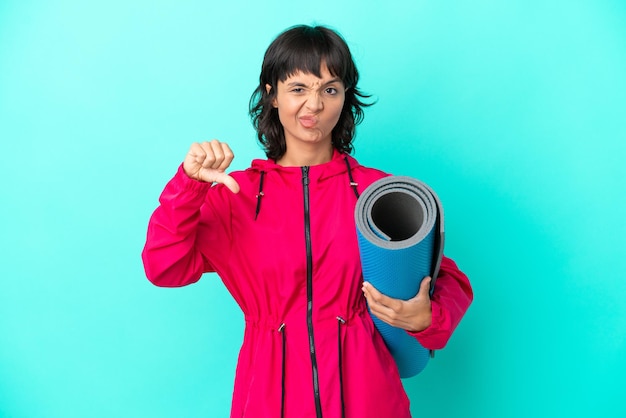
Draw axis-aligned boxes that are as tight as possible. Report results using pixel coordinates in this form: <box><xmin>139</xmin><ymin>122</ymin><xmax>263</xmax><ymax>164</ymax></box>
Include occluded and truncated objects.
<box><xmin>171</xmin><ymin>163</ymin><xmax>214</xmax><ymax>193</ymax></box>
<box><xmin>405</xmin><ymin>300</ymin><xmax>451</xmax><ymax>350</ymax></box>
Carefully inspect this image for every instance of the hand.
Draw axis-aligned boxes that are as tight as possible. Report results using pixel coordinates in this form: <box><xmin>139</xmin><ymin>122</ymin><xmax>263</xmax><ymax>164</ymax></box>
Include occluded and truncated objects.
<box><xmin>362</xmin><ymin>277</ymin><xmax>432</xmax><ymax>332</ymax></box>
<box><xmin>183</xmin><ymin>140</ymin><xmax>240</xmax><ymax>193</ymax></box>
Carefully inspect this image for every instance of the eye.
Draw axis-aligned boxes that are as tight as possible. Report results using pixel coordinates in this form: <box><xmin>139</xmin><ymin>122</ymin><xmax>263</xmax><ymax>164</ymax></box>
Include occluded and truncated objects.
<box><xmin>290</xmin><ymin>87</ymin><xmax>305</xmax><ymax>93</ymax></box>
<box><xmin>325</xmin><ymin>87</ymin><xmax>338</xmax><ymax>95</ymax></box>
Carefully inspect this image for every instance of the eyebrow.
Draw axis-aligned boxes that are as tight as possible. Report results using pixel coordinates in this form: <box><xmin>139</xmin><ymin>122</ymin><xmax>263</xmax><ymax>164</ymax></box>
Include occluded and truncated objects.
<box><xmin>286</xmin><ymin>78</ymin><xmax>342</xmax><ymax>87</ymax></box>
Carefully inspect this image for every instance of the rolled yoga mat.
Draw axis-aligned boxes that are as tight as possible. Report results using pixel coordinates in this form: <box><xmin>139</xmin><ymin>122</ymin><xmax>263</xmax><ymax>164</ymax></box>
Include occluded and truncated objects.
<box><xmin>355</xmin><ymin>175</ymin><xmax>445</xmax><ymax>378</ymax></box>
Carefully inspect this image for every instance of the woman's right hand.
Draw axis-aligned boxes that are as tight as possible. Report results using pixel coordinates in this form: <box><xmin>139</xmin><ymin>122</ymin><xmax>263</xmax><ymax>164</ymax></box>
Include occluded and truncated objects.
<box><xmin>183</xmin><ymin>140</ymin><xmax>240</xmax><ymax>193</ymax></box>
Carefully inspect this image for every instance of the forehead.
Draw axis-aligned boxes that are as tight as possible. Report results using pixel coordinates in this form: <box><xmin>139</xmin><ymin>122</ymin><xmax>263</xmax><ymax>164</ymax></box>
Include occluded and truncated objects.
<box><xmin>281</xmin><ymin>63</ymin><xmax>341</xmax><ymax>84</ymax></box>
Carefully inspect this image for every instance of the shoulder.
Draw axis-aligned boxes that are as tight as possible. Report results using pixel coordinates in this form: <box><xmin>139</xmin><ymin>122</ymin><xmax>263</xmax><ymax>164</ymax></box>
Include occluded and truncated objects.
<box><xmin>345</xmin><ymin>154</ymin><xmax>390</xmax><ymax>186</ymax></box>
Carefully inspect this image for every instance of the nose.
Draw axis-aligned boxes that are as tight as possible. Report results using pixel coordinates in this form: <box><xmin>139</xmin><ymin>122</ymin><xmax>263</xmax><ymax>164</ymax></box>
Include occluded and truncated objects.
<box><xmin>305</xmin><ymin>92</ymin><xmax>324</xmax><ymax>111</ymax></box>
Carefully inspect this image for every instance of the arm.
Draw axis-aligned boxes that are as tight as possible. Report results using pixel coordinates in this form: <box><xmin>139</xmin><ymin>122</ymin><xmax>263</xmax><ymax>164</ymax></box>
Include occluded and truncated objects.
<box><xmin>408</xmin><ymin>256</ymin><xmax>473</xmax><ymax>349</ymax></box>
<box><xmin>142</xmin><ymin>140</ymin><xmax>240</xmax><ymax>287</ymax></box>
<box><xmin>141</xmin><ymin>165</ymin><xmax>215</xmax><ymax>287</ymax></box>
<box><xmin>362</xmin><ymin>255</ymin><xmax>473</xmax><ymax>350</ymax></box>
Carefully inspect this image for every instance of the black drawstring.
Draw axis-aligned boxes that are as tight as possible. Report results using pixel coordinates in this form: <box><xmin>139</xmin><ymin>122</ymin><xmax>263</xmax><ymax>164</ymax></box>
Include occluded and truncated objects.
<box><xmin>255</xmin><ymin>170</ymin><xmax>266</xmax><ymax>220</ymax></box>
<box><xmin>278</xmin><ymin>323</ymin><xmax>286</xmax><ymax>418</ymax></box>
<box><xmin>259</xmin><ymin>159</ymin><xmax>356</xmax><ymax>220</ymax></box>
<box><xmin>343</xmin><ymin>157</ymin><xmax>359</xmax><ymax>198</ymax></box>
<box><xmin>268</xmin><ymin>159</ymin><xmax>358</xmax><ymax>417</ymax></box>
<box><xmin>337</xmin><ymin>316</ymin><xmax>346</xmax><ymax>418</ymax></box>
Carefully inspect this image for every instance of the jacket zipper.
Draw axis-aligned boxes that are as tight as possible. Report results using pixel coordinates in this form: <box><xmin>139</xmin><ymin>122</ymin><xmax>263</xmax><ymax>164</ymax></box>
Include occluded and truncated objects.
<box><xmin>302</xmin><ymin>166</ymin><xmax>323</xmax><ymax>418</ymax></box>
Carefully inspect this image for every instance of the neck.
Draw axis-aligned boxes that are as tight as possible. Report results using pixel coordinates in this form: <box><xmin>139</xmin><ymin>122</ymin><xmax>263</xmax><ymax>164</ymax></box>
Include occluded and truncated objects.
<box><xmin>277</xmin><ymin>144</ymin><xmax>334</xmax><ymax>167</ymax></box>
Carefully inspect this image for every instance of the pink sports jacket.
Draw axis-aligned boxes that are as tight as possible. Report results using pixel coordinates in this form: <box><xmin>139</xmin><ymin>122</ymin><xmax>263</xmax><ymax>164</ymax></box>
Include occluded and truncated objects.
<box><xmin>142</xmin><ymin>150</ymin><xmax>473</xmax><ymax>418</ymax></box>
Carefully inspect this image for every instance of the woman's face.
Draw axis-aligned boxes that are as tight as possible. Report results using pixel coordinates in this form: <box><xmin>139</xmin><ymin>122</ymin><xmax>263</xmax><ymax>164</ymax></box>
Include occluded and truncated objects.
<box><xmin>269</xmin><ymin>62</ymin><xmax>346</xmax><ymax>155</ymax></box>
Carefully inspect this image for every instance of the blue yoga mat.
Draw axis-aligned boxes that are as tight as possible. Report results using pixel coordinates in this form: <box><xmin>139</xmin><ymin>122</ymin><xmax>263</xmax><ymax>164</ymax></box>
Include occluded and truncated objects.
<box><xmin>355</xmin><ymin>176</ymin><xmax>445</xmax><ymax>378</ymax></box>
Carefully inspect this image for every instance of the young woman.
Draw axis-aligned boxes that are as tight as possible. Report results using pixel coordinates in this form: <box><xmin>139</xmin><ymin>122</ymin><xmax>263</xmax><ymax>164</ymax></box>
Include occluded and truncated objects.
<box><xmin>142</xmin><ymin>24</ymin><xmax>473</xmax><ymax>418</ymax></box>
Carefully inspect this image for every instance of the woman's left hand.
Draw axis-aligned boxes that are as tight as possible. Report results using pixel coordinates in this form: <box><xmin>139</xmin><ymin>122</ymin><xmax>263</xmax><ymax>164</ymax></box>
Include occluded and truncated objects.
<box><xmin>362</xmin><ymin>277</ymin><xmax>432</xmax><ymax>332</ymax></box>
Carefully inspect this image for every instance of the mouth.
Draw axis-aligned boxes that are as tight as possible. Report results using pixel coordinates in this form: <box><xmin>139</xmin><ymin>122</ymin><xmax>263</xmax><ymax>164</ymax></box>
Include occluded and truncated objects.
<box><xmin>299</xmin><ymin>116</ymin><xmax>318</xmax><ymax>128</ymax></box>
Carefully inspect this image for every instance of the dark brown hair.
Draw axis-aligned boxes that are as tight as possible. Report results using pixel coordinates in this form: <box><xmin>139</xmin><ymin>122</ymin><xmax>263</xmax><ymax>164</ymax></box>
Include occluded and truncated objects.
<box><xmin>249</xmin><ymin>25</ymin><xmax>373</xmax><ymax>160</ymax></box>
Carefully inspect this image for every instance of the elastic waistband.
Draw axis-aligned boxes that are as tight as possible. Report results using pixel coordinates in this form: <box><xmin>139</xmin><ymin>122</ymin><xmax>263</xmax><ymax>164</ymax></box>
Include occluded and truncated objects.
<box><xmin>244</xmin><ymin>307</ymin><xmax>369</xmax><ymax>332</ymax></box>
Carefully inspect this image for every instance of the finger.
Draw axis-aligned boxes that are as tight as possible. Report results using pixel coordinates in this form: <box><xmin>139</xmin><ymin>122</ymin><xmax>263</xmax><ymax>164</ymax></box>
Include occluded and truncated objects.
<box><xmin>418</xmin><ymin>276</ymin><xmax>432</xmax><ymax>297</ymax></box>
<box><xmin>198</xmin><ymin>141</ymin><xmax>217</xmax><ymax>168</ymax></box>
<box><xmin>362</xmin><ymin>282</ymin><xmax>384</xmax><ymax>310</ymax></box>
<box><xmin>184</xmin><ymin>143</ymin><xmax>207</xmax><ymax>178</ymax></box>
<box><xmin>208</xmin><ymin>139</ymin><xmax>226</xmax><ymax>169</ymax></box>
<box><xmin>214</xmin><ymin>172</ymin><xmax>240</xmax><ymax>194</ymax></box>
<box><xmin>402</xmin><ymin>278</ymin><xmax>432</xmax><ymax>306</ymax></box>
<box><xmin>185</xmin><ymin>142</ymin><xmax>203</xmax><ymax>162</ymax></box>
<box><xmin>220</xmin><ymin>143</ymin><xmax>235</xmax><ymax>172</ymax></box>
<box><xmin>362</xmin><ymin>283</ymin><xmax>402</xmax><ymax>322</ymax></box>
<box><xmin>362</xmin><ymin>282</ymin><xmax>401</xmax><ymax>311</ymax></box>
<box><xmin>367</xmin><ymin>298</ymin><xmax>404</xmax><ymax>327</ymax></box>
<box><xmin>367</xmin><ymin>293</ymin><xmax>418</xmax><ymax>330</ymax></box>
<box><xmin>362</xmin><ymin>281</ymin><xmax>382</xmax><ymax>300</ymax></box>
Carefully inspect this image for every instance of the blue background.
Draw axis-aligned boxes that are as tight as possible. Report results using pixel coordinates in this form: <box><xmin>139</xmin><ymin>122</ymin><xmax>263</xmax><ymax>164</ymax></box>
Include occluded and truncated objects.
<box><xmin>1</xmin><ymin>1</ymin><xmax>625</xmax><ymax>417</ymax></box>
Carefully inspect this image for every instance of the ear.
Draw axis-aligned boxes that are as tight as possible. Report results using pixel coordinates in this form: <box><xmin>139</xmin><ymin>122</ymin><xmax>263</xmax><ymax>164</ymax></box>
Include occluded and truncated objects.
<box><xmin>266</xmin><ymin>84</ymin><xmax>278</xmax><ymax>108</ymax></box>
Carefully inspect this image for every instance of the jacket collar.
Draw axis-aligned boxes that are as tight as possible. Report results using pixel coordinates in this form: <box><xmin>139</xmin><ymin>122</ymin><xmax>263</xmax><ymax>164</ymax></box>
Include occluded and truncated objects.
<box><xmin>248</xmin><ymin>149</ymin><xmax>360</xmax><ymax>183</ymax></box>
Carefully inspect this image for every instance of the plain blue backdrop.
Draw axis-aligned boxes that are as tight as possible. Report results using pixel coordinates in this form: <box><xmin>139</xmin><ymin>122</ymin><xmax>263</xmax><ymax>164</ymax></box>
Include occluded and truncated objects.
<box><xmin>1</xmin><ymin>1</ymin><xmax>625</xmax><ymax>417</ymax></box>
